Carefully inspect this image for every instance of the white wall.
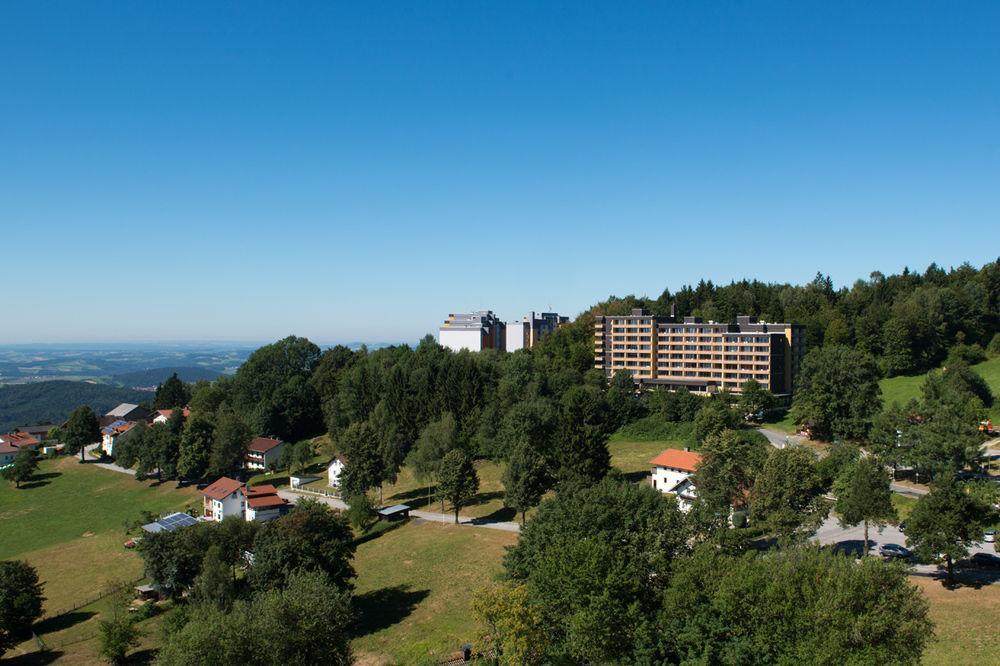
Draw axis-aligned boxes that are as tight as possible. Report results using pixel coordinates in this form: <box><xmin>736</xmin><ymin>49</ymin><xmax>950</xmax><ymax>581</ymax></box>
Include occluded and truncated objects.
<box><xmin>439</xmin><ymin>328</ymin><xmax>482</xmax><ymax>352</ymax></box>
<box><xmin>328</xmin><ymin>460</ymin><xmax>344</xmax><ymax>486</ymax></box>
<box><xmin>651</xmin><ymin>466</ymin><xmax>692</xmax><ymax>494</ymax></box>
<box><xmin>505</xmin><ymin>322</ymin><xmax>526</xmax><ymax>352</ymax></box>
<box><xmin>209</xmin><ymin>491</ymin><xmax>245</xmax><ymax>522</ymax></box>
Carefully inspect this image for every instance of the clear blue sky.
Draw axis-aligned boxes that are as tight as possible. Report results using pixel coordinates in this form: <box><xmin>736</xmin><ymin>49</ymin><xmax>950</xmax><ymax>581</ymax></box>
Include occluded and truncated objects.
<box><xmin>2</xmin><ymin>2</ymin><xmax>998</xmax><ymax>344</ymax></box>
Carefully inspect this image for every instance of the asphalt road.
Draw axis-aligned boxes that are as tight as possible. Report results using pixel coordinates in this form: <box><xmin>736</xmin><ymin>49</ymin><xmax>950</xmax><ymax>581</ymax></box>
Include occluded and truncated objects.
<box><xmin>812</xmin><ymin>516</ymin><xmax>997</xmax><ymax>575</ymax></box>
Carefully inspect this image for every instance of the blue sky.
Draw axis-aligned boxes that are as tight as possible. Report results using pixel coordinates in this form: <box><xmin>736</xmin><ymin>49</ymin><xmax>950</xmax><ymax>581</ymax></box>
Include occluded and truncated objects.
<box><xmin>2</xmin><ymin>2</ymin><xmax>998</xmax><ymax>344</ymax></box>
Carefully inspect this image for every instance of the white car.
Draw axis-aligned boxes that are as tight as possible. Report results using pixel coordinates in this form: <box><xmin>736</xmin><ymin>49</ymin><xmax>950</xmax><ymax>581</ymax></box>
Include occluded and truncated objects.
<box><xmin>984</xmin><ymin>530</ymin><xmax>996</xmax><ymax>543</ymax></box>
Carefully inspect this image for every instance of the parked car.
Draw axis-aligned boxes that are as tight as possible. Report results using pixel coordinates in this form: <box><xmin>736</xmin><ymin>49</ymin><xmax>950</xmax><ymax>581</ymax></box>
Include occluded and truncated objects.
<box><xmin>971</xmin><ymin>552</ymin><xmax>1000</xmax><ymax>569</ymax></box>
<box><xmin>898</xmin><ymin>520</ymin><xmax>907</xmax><ymax>533</ymax></box>
<box><xmin>984</xmin><ymin>530</ymin><xmax>996</xmax><ymax>543</ymax></box>
<box><xmin>879</xmin><ymin>543</ymin><xmax>912</xmax><ymax>560</ymax></box>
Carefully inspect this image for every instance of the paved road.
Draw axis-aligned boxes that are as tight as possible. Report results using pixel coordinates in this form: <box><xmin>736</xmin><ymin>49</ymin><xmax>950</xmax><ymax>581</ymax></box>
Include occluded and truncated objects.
<box><xmin>83</xmin><ymin>443</ymin><xmax>136</xmax><ymax>475</ymax></box>
<box><xmin>812</xmin><ymin>516</ymin><xmax>997</xmax><ymax>575</ymax></box>
<box><xmin>277</xmin><ymin>489</ymin><xmax>522</xmax><ymax>533</ymax></box>
<box><xmin>756</xmin><ymin>427</ymin><xmax>802</xmax><ymax>450</ymax></box>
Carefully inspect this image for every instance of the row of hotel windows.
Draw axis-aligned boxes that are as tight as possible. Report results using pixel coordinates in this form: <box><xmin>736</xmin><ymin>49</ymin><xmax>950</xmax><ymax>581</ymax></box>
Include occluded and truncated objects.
<box><xmin>602</xmin><ymin>329</ymin><xmax>774</xmax><ymax>345</ymax></box>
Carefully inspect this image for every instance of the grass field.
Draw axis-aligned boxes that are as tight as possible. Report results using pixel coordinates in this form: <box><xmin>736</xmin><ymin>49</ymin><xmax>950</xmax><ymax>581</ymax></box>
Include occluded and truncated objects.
<box><xmin>880</xmin><ymin>356</ymin><xmax>1000</xmax><ymax>421</ymax></box>
<box><xmin>913</xmin><ymin>576</ymin><xmax>1000</xmax><ymax>666</ymax></box>
<box><xmin>380</xmin><ymin>459</ymin><xmax>510</xmax><ymax>521</ymax></box>
<box><xmin>351</xmin><ymin>519</ymin><xmax>517</xmax><ymax>665</ymax></box>
<box><xmin>1</xmin><ymin>457</ymin><xmax>198</xmax><ymax>663</ymax></box>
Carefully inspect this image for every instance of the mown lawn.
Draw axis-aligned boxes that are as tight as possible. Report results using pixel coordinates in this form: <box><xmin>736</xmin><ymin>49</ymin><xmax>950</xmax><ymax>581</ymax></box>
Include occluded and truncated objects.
<box><xmin>351</xmin><ymin>520</ymin><xmax>518</xmax><ymax>665</ymax></box>
<box><xmin>880</xmin><ymin>356</ymin><xmax>1000</xmax><ymax>421</ymax></box>
<box><xmin>380</xmin><ymin>459</ymin><xmax>509</xmax><ymax>521</ymax></box>
<box><xmin>913</xmin><ymin>576</ymin><xmax>1000</xmax><ymax>666</ymax></box>
<box><xmin>0</xmin><ymin>456</ymin><xmax>199</xmax><ymax>560</ymax></box>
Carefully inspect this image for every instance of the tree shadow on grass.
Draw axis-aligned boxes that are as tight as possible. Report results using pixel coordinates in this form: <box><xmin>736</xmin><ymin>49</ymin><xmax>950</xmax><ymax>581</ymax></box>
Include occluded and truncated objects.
<box><xmin>352</xmin><ymin>518</ymin><xmax>409</xmax><ymax>547</ymax></box>
<box><xmin>353</xmin><ymin>585</ymin><xmax>431</xmax><ymax>638</ymax></box>
<box><xmin>469</xmin><ymin>505</ymin><xmax>517</xmax><ymax>524</ymax></box>
<box><xmin>2</xmin><ymin>650</ymin><xmax>65</xmax><ymax>665</ymax></box>
<box><xmin>464</xmin><ymin>490</ymin><xmax>504</xmax><ymax>508</ymax></box>
<box><xmin>386</xmin><ymin>486</ymin><xmax>438</xmax><ymax>510</ymax></box>
<box><xmin>125</xmin><ymin>647</ymin><xmax>158</xmax><ymax>664</ymax></box>
<box><xmin>622</xmin><ymin>470</ymin><xmax>649</xmax><ymax>484</ymax></box>
<box><xmin>33</xmin><ymin>610</ymin><xmax>96</xmax><ymax>634</ymax></box>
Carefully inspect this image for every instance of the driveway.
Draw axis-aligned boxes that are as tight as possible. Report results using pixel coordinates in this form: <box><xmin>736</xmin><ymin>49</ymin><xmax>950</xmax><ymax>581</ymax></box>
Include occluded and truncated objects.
<box><xmin>756</xmin><ymin>427</ymin><xmax>803</xmax><ymax>450</ymax></box>
<box><xmin>83</xmin><ymin>443</ymin><xmax>136</xmax><ymax>475</ymax></box>
<box><xmin>277</xmin><ymin>489</ymin><xmax>522</xmax><ymax>533</ymax></box>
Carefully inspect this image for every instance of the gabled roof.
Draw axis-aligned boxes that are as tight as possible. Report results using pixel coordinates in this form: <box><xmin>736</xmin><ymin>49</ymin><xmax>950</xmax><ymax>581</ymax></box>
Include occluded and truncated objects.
<box><xmin>248</xmin><ymin>437</ymin><xmax>283</xmax><ymax>453</ymax></box>
<box><xmin>155</xmin><ymin>408</ymin><xmax>191</xmax><ymax>420</ymax></box>
<box><xmin>0</xmin><ymin>442</ymin><xmax>19</xmax><ymax>454</ymax></box>
<box><xmin>106</xmin><ymin>403</ymin><xmax>140</xmax><ymax>417</ymax></box>
<box><xmin>0</xmin><ymin>432</ymin><xmax>40</xmax><ymax>448</ymax></box>
<box><xmin>202</xmin><ymin>476</ymin><xmax>245</xmax><ymax>500</ymax></box>
<box><xmin>246</xmin><ymin>484</ymin><xmax>278</xmax><ymax>497</ymax></box>
<box><xmin>247</xmin><ymin>494</ymin><xmax>288</xmax><ymax>509</ymax></box>
<box><xmin>649</xmin><ymin>448</ymin><xmax>702</xmax><ymax>473</ymax></box>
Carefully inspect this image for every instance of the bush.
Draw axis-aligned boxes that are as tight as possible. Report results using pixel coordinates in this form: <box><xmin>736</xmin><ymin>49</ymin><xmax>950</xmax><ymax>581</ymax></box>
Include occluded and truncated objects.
<box><xmin>946</xmin><ymin>343</ymin><xmax>987</xmax><ymax>367</ymax></box>
<box><xmin>132</xmin><ymin>600</ymin><xmax>158</xmax><ymax>621</ymax></box>
<box><xmin>345</xmin><ymin>494</ymin><xmax>378</xmax><ymax>532</ymax></box>
<box><xmin>610</xmin><ymin>414</ymin><xmax>697</xmax><ymax>446</ymax></box>
<box><xmin>987</xmin><ymin>333</ymin><xmax>1000</xmax><ymax>357</ymax></box>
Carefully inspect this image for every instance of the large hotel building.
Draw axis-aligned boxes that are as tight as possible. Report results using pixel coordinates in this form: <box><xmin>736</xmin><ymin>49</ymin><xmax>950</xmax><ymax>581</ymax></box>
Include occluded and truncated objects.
<box><xmin>594</xmin><ymin>309</ymin><xmax>805</xmax><ymax>396</ymax></box>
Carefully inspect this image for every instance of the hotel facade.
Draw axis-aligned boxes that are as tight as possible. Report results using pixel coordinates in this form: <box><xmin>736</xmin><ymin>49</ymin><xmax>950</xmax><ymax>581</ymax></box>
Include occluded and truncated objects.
<box><xmin>594</xmin><ymin>309</ymin><xmax>805</xmax><ymax>396</ymax></box>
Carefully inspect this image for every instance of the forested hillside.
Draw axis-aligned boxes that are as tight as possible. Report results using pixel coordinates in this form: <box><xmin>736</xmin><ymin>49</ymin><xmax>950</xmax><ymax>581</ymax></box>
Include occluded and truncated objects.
<box><xmin>0</xmin><ymin>381</ymin><xmax>147</xmax><ymax>432</ymax></box>
<box><xmin>111</xmin><ymin>366</ymin><xmax>225</xmax><ymax>388</ymax></box>
<box><xmin>590</xmin><ymin>260</ymin><xmax>999</xmax><ymax>376</ymax></box>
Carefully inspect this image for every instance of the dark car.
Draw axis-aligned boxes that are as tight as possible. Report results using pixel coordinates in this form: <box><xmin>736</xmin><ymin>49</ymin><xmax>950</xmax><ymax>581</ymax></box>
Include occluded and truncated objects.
<box><xmin>879</xmin><ymin>543</ymin><xmax>912</xmax><ymax>560</ymax></box>
<box><xmin>898</xmin><ymin>520</ymin><xmax>907</xmax><ymax>533</ymax></box>
<box><xmin>970</xmin><ymin>552</ymin><xmax>1000</xmax><ymax>569</ymax></box>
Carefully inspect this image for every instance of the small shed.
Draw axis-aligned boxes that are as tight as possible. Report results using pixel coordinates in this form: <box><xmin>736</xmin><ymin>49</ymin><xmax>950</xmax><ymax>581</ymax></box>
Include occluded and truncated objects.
<box><xmin>134</xmin><ymin>584</ymin><xmax>161</xmax><ymax>601</ymax></box>
<box><xmin>377</xmin><ymin>504</ymin><xmax>411</xmax><ymax>521</ymax></box>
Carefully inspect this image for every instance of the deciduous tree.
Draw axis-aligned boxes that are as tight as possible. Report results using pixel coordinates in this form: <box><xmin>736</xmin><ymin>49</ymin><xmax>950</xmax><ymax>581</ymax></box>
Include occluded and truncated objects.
<box><xmin>63</xmin><ymin>405</ymin><xmax>100</xmax><ymax>462</ymax></box>
<box><xmin>790</xmin><ymin>345</ymin><xmax>882</xmax><ymax>441</ymax></box>
<box><xmin>0</xmin><ymin>560</ymin><xmax>44</xmax><ymax>656</ymax></box>
<box><xmin>834</xmin><ymin>456</ymin><xmax>897</xmax><ymax>557</ymax></box>
<box><xmin>437</xmin><ymin>449</ymin><xmax>480</xmax><ymax>524</ymax></box>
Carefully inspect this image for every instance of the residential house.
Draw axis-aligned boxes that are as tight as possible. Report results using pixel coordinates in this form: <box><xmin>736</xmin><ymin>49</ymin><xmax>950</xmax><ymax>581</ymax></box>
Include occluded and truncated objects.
<box><xmin>101</xmin><ymin>420</ymin><xmax>138</xmax><ymax>456</ymax></box>
<box><xmin>0</xmin><ymin>431</ymin><xmax>41</xmax><ymax>451</ymax></box>
<box><xmin>0</xmin><ymin>442</ymin><xmax>18</xmax><ymax>467</ymax></box>
<box><xmin>246</xmin><ymin>437</ymin><xmax>284</xmax><ymax>471</ymax></box>
<box><xmin>202</xmin><ymin>477</ymin><xmax>246</xmax><ymax>521</ymax></box>
<box><xmin>13</xmin><ymin>423</ymin><xmax>57</xmax><ymax>443</ymax></box>
<box><xmin>151</xmin><ymin>407</ymin><xmax>190</xmax><ymax>425</ymax></box>
<box><xmin>100</xmin><ymin>403</ymin><xmax>152</xmax><ymax>428</ymax></box>
<box><xmin>328</xmin><ymin>456</ymin><xmax>345</xmax><ymax>487</ymax></box>
<box><xmin>244</xmin><ymin>484</ymin><xmax>290</xmax><ymax>522</ymax></box>
<box><xmin>649</xmin><ymin>448</ymin><xmax>703</xmax><ymax>512</ymax></box>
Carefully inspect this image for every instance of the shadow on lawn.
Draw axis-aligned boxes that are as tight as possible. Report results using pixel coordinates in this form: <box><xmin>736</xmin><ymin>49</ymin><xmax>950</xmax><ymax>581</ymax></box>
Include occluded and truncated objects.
<box><xmin>353</xmin><ymin>585</ymin><xmax>431</xmax><ymax>638</ymax></box>
<box><xmin>470</xmin><ymin>505</ymin><xmax>517</xmax><ymax>524</ymax></box>
<box><xmin>386</xmin><ymin>486</ymin><xmax>438</xmax><ymax>510</ymax></box>
<box><xmin>33</xmin><ymin>611</ymin><xmax>96</xmax><ymax>634</ymax></box>
<box><xmin>19</xmin><ymin>472</ymin><xmax>62</xmax><ymax>489</ymax></box>
<box><xmin>3</xmin><ymin>650</ymin><xmax>64</xmax><ymax>665</ymax></box>
<box><xmin>622</xmin><ymin>470</ymin><xmax>649</xmax><ymax>484</ymax></box>
<box><xmin>353</xmin><ymin>518</ymin><xmax>409</xmax><ymax>547</ymax></box>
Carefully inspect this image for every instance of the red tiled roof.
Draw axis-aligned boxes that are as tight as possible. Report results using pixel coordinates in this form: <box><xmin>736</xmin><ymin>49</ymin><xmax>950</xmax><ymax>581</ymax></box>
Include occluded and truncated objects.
<box><xmin>202</xmin><ymin>477</ymin><xmax>245</xmax><ymax>501</ymax></box>
<box><xmin>248</xmin><ymin>437</ymin><xmax>282</xmax><ymax>453</ymax></box>
<box><xmin>156</xmin><ymin>408</ymin><xmax>191</xmax><ymax>419</ymax></box>
<box><xmin>246</xmin><ymin>484</ymin><xmax>278</xmax><ymax>496</ymax></box>
<box><xmin>0</xmin><ymin>442</ymin><xmax>18</xmax><ymax>454</ymax></box>
<box><xmin>247</xmin><ymin>494</ymin><xmax>288</xmax><ymax>509</ymax></box>
<box><xmin>649</xmin><ymin>449</ymin><xmax>702</xmax><ymax>473</ymax></box>
<box><xmin>1</xmin><ymin>432</ymin><xmax>40</xmax><ymax>448</ymax></box>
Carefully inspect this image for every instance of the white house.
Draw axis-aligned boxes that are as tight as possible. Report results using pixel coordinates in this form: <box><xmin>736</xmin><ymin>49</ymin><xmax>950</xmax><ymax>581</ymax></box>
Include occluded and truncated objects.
<box><xmin>0</xmin><ymin>442</ymin><xmax>18</xmax><ymax>467</ymax></box>
<box><xmin>246</xmin><ymin>437</ymin><xmax>284</xmax><ymax>471</ymax></box>
<box><xmin>649</xmin><ymin>448</ymin><xmax>703</xmax><ymax>512</ymax></box>
<box><xmin>151</xmin><ymin>407</ymin><xmax>190</xmax><ymax>425</ymax></box>
<box><xmin>244</xmin><ymin>484</ymin><xmax>290</xmax><ymax>522</ymax></box>
<box><xmin>202</xmin><ymin>477</ymin><xmax>246</xmax><ymax>521</ymax></box>
<box><xmin>328</xmin><ymin>456</ymin><xmax>345</xmax><ymax>487</ymax></box>
<box><xmin>101</xmin><ymin>420</ymin><xmax>138</xmax><ymax>456</ymax></box>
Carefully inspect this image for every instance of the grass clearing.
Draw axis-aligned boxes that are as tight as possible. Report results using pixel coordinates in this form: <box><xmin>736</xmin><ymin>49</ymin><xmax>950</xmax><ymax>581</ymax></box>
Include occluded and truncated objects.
<box><xmin>380</xmin><ymin>459</ymin><xmax>509</xmax><ymax>521</ymax></box>
<box><xmin>891</xmin><ymin>493</ymin><xmax>919</xmax><ymax>521</ymax></box>
<box><xmin>912</xmin><ymin>575</ymin><xmax>1000</xmax><ymax>665</ymax></box>
<box><xmin>0</xmin><ymin>456</ymin><xmax>199</xmax><ymax>560</ymax></box>
<box><xmin>880</xmin><ymin>356</ymin><xmax>1000</xmax><ymax>421</ymax></box>
<box><xmin>351</xmin><ymin>519</ymin><xmax>517</xmax><ymax>665</ymax></box>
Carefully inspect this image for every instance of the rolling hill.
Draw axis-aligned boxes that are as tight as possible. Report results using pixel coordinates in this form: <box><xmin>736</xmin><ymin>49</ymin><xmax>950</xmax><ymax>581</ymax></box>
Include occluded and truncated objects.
<box><xmin>0</xmin><ymin>381</ymin><xmax>148</xmax><ymax>432</ymax></box>
<box><xmin>111</xmin><ymin>366</ymin><xmax>225</xmax><ymax>388</ymax></box>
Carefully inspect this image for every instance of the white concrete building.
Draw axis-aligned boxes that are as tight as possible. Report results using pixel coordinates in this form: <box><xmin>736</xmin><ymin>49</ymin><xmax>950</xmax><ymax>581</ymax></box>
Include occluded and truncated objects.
<box><xmin>438</xmin><ymin>311</ymin><xmax>505</xmax><ymax>352</ymax></box>
<box><xmin>649</xmin><ymin>448</ymin><xmax>702</xmax><ymax>512</ymax></box>
<box><xmin>505</xmin><ymin>311</ymin><xmax>568</xmax><ymax>352</ymax></box>
<box><xmin>202</xmin><ymin>477</ymin><xmax>246</xmax><ymax>522</ymax></box>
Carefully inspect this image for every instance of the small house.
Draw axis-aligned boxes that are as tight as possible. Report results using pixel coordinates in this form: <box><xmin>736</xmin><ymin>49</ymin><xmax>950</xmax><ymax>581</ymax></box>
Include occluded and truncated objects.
<box><xmin>202</xmin><ymin>477</ymin><xmax>246</xmax><ymax>521</ymax></box>
<box><xmin>100</xmin><ymin>404</ymin><xmax>152</xmax><ymax>428</ymax></box>
<box><xmin>101</xmin><ymin>420</ymin><xmax>138</xmax><ymax>456</ymax></box>
<box><xmin>328</xmin><ymin>456</ymin><xmax>345</xmax><ymax>487</ymax></box>
<box><xmin>151</xmin><ymin>408</ymin><xmax>190</xmax><ymax>425</ymax></box>
<box><xmin>244</xmin><ymin>484</ymin><xmax>290</xmax><ymax>522</ymax></box>
<box><xmin>246</xmin><ymin>437</ymin><xmax>284</xmax><ymax>471</ymax></box>
<box><xmin>649</xmin><ymin>448</ymin><xmax>703</xmax><ymax>512</ymax></box>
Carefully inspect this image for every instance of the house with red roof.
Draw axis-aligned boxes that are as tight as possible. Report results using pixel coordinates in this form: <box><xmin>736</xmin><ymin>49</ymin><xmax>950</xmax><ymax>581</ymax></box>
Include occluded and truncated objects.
<box><xmin>246</xmin><ymin>436</ymin><xmax>284</xmax><ymax>471</ymax></box>
<box><xmin>152</xmin><ymin>407</ymin><xmax>191</xmax><ymax>425</ymax></box>
<box><xmin>101</xmin><ymin>420</ymin><xmax>139</xmax><ymax>456</ymax></box>
<box><xmin>649</xmin><ymin>448</ymin><xmax>703</xmax><ymax>512</ymax></box>
<box><xmin>202</xmin><ymin>477</ymin><xmax>290</xmax><ymax>523</ymax></box>
<box><xmin>202</xmin><ymin>476</ymin><xmax>246</xmax><ymax>521</ymax></box>
<box><xmin>244</xmin><ymin>484</ymin><xmax>290</xmax><ymax>522</ymax></box>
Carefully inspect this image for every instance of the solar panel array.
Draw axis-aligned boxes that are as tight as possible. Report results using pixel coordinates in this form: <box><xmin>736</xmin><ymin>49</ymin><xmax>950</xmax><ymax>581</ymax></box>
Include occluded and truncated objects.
<box><xmin>142</xmin><ymin>512</ymin><xmax>198</xmax><ymax>534</ymax></box>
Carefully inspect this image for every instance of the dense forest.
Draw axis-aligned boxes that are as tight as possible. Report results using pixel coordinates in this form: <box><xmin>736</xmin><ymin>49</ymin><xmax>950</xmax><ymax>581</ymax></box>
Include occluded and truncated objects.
<box><xmin>0</xmin><ymin>381</ymin><xmax>148</xmax><ymax>432</ymax></box>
